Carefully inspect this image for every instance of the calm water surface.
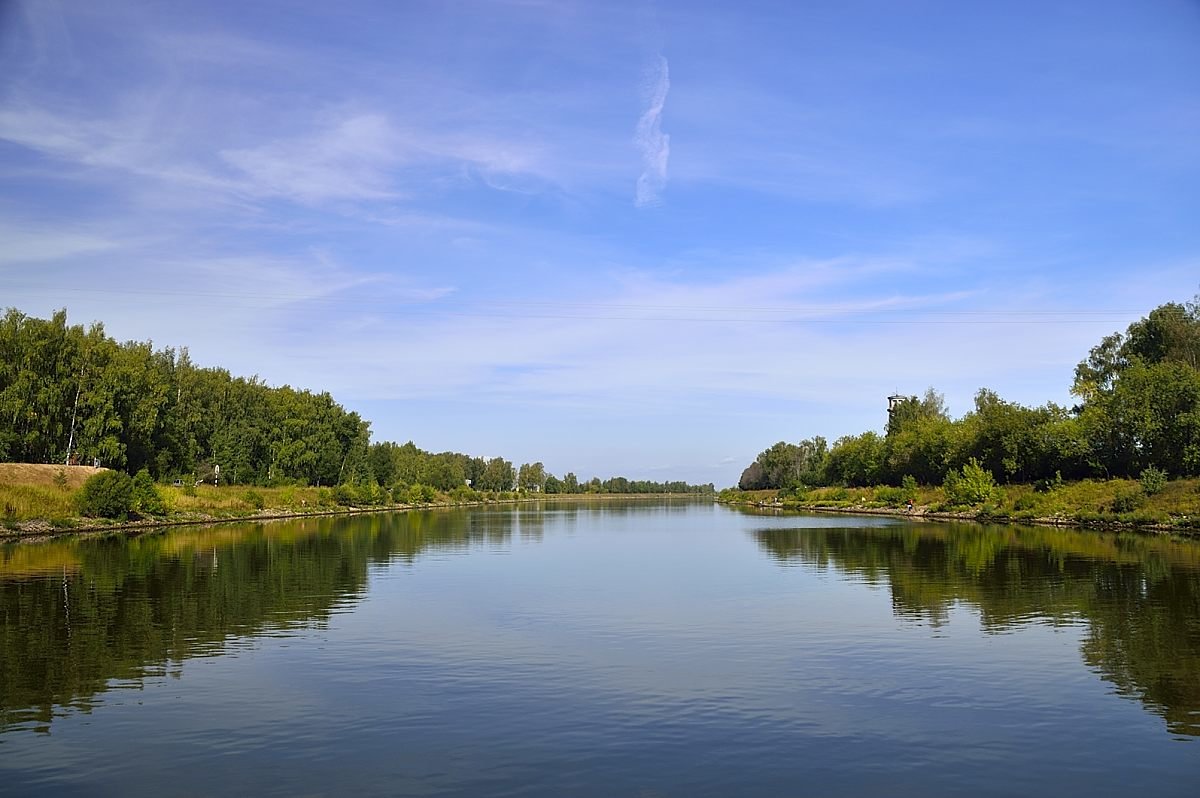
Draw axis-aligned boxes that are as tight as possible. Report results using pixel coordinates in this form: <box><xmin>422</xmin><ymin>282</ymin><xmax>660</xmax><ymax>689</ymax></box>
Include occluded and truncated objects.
<box><xmin>2</xmin><ymin>500</ymin><xmax>1199</xmax><ymax>796</ymax></box>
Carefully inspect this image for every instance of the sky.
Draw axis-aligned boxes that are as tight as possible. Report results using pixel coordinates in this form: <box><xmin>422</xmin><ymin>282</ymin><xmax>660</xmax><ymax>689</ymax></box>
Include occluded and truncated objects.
<box><xmin>1</xmin><ymin>0</ymin><xmax>1198</xmax><ymax>487</ymax></box>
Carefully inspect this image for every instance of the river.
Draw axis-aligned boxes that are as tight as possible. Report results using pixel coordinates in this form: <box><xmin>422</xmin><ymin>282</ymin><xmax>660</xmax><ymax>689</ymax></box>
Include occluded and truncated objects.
<box><xmin>1</xmin><ymin>500</ymin><xmax>1198</xmax><ymax>795</ymax></box>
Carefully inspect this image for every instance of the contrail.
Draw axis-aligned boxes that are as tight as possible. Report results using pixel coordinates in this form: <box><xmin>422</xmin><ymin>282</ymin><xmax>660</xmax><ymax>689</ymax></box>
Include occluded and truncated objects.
<box><xmin>635</xmin><ymin>54</ymin><xmax>670</xmax><ymax>207</ymax></box>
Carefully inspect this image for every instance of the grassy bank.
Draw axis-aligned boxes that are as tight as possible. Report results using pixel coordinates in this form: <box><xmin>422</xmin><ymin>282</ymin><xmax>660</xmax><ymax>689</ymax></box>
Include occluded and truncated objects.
<box><xmin>718</xmin><ymin>477</ymin><xmax>1200</xmax><ymax>533</ymax></box>
<box><xmin>0</xmin><ymin>464</ymin><xmax>528</xmax><ymax>537</ymax></box>
<box><xmin>0</xmin><ymin>464</ymin><xmax>707</xmax><ymax>539</ymax></box>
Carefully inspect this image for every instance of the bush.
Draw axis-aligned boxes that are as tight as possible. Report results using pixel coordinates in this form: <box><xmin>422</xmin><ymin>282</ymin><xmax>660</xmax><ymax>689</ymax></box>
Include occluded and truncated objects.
<box><xmin>1034</xmin><ymin>471</ymin><xmax>1064</xmax><ymax>494</ymax></box>
<box><xmin>873</xmin><ymin>485</ymin><xmax>905</xmax><ymax>505</ymax></box>
<box><xmin>333</xmin><ymin>484</ymin><xmax>358</xmax><ymax>506</ymax></box>
<box><xmin>243</xmin><ymin>490</ymin><xmax>266</xmax><ymax>510</ymax></box>
<box><xmin>357</xmin><ymin>482</ymin><xmax>385</xmax><ymax>505</ymax></box>
<box><xmin>1013</xmin><ymin>493</ymin><xmax>1040</xmax><ymax>512</ymax></box>
<box><xmin>901</xmin><ymin>475</ymin><xmax>918</xmax><ymax>498</ymax></box>
<box><xmin>944</xmin><ymin>459</ymin><xmax>998</xmax><ymax>506</ymax></box>
<box><xmin>405</xmin><ymin>484</ymin><xmax>437</xmax><ymax>504</ymax></box>
<box><xmin>978</xmin><ymin>501</ymin><xmax>1005</xmax><ymax>519</ymax></box>
<box><xmin>77</xmin><ymin>470</ymin><xmax>134</xmax><ymax>519</ymax></box>
<box><xmin>1111</xmin><ymin>488</ymin><xmax>1143</xmax><ymax>513</ymax></box>
<box><xmin>1140</xmin><ymin>467</ymin><xmax>1168</xmax><ymax>496</ymax></box>
<box><xmin>131</xmin><ymin>469</ymin><xmax>167</xmax><ymax>515</ymax></box>
<box><xmin>451</xmin><ymin>485</ymin><xmax>479</xmax><ymax>503</ymax></box>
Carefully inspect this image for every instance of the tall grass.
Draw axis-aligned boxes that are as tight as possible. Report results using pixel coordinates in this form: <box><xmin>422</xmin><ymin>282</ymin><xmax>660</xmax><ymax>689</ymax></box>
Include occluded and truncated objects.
<box><xmin>160</xmin><ymin>484</ymin><xmax>327</xmax><ymax>515</ymax></box>
<box><xmin>0</xmin><ymin>484</ymin><xmax>77</xmax><ymax>522</ymax></box>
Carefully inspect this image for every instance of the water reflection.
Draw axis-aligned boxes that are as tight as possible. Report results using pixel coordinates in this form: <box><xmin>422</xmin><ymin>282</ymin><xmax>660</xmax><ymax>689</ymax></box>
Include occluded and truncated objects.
<box><xmin>753</xmin><ymin>520</ymin><xmax>1200</xmax><ymax>737</ymax></box>
<box><xmin>5</xmin><ymin>501</ymin><xmax>1200</xmax><ymax>758</ymax></box>
<box><xmin>0</xmin><ymin>507</ymin><xmax>545</xmax><ymax>733</ymax></box>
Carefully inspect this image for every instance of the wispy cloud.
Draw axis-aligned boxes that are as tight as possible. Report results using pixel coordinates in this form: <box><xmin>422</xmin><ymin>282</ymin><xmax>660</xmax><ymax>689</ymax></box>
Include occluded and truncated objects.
<box><xmin>221</xmin><ymin>113</ymin><xmax>403</xmax><ymax>204</ymax></box>
<box><xmin>0</xmin><ymin>221</ymin><xmax>121</xmax><ymax>265</ymax></box>
<box><xmin>634</xmin><ymin>55</ymin><xmax>670</xmax><ymax>207</ymax></box>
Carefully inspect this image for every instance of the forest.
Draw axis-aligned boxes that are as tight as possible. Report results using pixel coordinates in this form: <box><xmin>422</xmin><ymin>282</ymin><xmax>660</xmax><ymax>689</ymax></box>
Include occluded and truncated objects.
<box><xmin>0</xmin><ymin>308</ymin><xmax>712</xmax><ymax>496</ymax></box>
<box><xmin>739</xmin><ymin>297</ymin><xmax>1200</xmax><ymax>490</ymax></box>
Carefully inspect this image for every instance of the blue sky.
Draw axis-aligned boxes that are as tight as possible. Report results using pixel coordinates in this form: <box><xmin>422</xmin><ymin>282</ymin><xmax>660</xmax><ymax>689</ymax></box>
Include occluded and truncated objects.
<box><xmin>2</xmin><ymin>0</ymin><xmax>1198</xmax><ymax>486</ymax></box>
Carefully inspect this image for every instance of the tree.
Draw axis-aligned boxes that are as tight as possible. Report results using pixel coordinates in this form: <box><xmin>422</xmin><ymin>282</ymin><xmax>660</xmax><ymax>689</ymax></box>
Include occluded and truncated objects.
<box><xmin>824</xmin><ymin>432</ymin><xmax>886</xmax><ymax>487</ymax></box>
<box><xmin>478</xmin><ymin>457</ymin><xmax>515</xmax><ymax>492</ymax></box>
<box><xmin>1073</xmin><ymin>298</ymin><xmax>1200</xmax><ymax>401</ymax></box>
<box><xmin>738</xmin><ymin>461</ymin><xmax>768</xmax><ymax>490</ymax></box>
<box><xmin>517</xmin><ymin>461</ymin><xmax>547</xmax><ymax>492</ymax></box>
<box><xmin>887</xmin><ymin>387</ymin><xmax>948</xmax><ymax>437</ymax></box>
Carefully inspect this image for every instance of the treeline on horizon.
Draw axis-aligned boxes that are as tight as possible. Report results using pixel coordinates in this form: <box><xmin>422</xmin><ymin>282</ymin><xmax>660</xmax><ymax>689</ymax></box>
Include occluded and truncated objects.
<box><xmin>739</xmin><ymin>296</ymin><xmax>1200</xmax><ymax>491</ymax></box>
<box><xmin>0</xmin><ymin>308</ymin><xmax>712</xmax><ymax>496</ymax></box>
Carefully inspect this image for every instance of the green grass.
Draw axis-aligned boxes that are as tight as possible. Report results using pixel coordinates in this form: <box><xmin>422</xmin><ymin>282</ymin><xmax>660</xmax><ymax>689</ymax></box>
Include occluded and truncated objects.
<box><xmin>0</xmin><ymin>483</ymin><xmax>77</xmax><ymax>521</ymax></box>
<box><xmin>721</xmin><ymin>478</ymin><xmax>1200</xmax><ymax>530</ymax></box>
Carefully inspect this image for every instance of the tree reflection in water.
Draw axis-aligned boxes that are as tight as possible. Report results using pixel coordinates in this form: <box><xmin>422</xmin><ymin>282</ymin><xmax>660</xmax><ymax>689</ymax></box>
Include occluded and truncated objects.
<box><xmin>0</xmin><ymin>506</ymin><xmax>543</xmax><ymax>732</ymax></box>
<box><xmin>753</xmin><ymin>521</ymin><xmax>1200</xmax><ymax>737</ymax></box>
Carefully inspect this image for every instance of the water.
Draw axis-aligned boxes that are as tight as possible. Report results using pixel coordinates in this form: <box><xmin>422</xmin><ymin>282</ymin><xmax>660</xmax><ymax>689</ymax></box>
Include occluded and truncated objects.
<box><xmin>1</xmin><ymin>500</ymin><xmax>1198</xmax><ymax>796</ymax></box>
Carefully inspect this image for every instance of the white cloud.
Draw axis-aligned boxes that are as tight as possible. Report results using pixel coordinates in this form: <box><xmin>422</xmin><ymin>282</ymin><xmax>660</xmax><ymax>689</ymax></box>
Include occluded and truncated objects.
<box><xmin>634</xmin><ymin>55</ymin><xmax>671</xmax><ymax>207</ymax></box>
<box><xmin>221</xmin><ymin>114</ymin><xmax>403</xmax><ymax>203</ymax></box>
<box><xmin>0</xmin><ymin>222</ymin><xmax>120</xmax><ymax>265</ymax></box>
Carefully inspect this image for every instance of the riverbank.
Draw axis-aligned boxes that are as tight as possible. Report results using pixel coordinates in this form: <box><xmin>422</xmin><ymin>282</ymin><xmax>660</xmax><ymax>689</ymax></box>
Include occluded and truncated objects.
<box><xmin>717</xmin><ymin>478</ymin><xmax>1200</xmax><ymax>535</ymax></box>
<box><xmin>0</xmin><ymin>465</ymin><xmax>711</xmax><ymax>541</ymax></box>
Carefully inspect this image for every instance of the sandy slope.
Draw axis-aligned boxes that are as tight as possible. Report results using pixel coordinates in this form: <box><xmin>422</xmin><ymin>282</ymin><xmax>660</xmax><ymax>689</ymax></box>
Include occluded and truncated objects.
<box><xmin>0</xmin><ymin>463</ymin><xmax>107</xmax><ymax>489</ymax></box>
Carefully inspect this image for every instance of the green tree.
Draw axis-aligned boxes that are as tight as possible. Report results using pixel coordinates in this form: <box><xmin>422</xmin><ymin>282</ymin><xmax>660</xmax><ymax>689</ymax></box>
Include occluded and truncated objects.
<box><xmin>887</xmin><ymin>387</ymin><xmax>948</xmax><ymax>437</ymax></box>
<box><xmin>517</xmin><ymin>461</ymin><xmax>547</xmax><ymax>492</ymax></box>
<box><xmin>478</xmin><ymin>457</ymin><xmax>515</xmax><ymax>492</ymax></box>
<box><xmin>738</xmin><ymin>461</ymin><xmax>768</xmax><ymax>490</ymax></box>
<box><xmin>825</xmin><ymin>432</ymin><xmax>886</xmax><ymax>487</ymax></box>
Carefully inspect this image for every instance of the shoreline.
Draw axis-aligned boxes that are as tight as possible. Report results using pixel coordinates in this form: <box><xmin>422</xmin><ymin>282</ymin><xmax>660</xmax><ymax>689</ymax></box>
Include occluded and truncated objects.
<box><xmin>717</xmin><ymin>498</ymin><xmax>1196</xmax><ymax>536</ymax></box>
<box><xmin>0</xmin><ymin>493</ymin><xmax>711</xmax><ymax>543</ymax></box>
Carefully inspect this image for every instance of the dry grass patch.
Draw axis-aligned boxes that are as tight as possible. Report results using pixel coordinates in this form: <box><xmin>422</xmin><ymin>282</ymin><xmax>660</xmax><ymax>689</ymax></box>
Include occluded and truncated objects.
<box><xmin>0</xmin><ymin>463</ymin><xmax>105</xmax><ymax>490</ymax></box>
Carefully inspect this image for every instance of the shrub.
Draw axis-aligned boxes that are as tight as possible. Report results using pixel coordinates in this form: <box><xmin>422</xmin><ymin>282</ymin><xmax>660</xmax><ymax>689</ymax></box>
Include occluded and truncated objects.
<box><xmin>77</xmin><ymin>470</ymin><xmax>134</xmax><ymax>519</ymax></box>
<box><xmin>405</xmin><ymin>484</ymin><xmax>437</xmax><ymax>504</ymax></box>
<box><xmin>1013</xmin><ymin>493</ymin><xmax>1040</xmax><ymax>512</ymax></box>
<box><xmin>131</xmin><ymin>469</ymin><xmax>167</xmax><ymax>515</ymax></box>
<box><xmin>53</xmin><ymin>469</ymin><xmax>69</xmax><ymax>491</ymax></box>
<box><xmin>1140</xmin><ymin>467</ymin><xmax>1168</xmax><ymax>496</ymax></box>
<box><xmin>901</xmin><ymin>475</ymin><xmax>918</xmax><ymax>498</ymax></box>
<box><xmin>451</xmin><ymin>485</ymin><xmax>479</xmax><ymax>503</ymax></box>
<box><xmin>243</xmin><ymin>490</ymin><xmax>266</xmax><ymax>510</ymax></box>
<box><xmin>874</xmin><ymin>485</ymin><xmax>905</xmax><ymax>505</ymax></box>
<box><xmin>1034</xmin><ymin>471</ymin><xmax>1064</xmax><ymax>494</ymax></box>
<box><xmin>333</xmin><ymin>484</ymin><xmax>358</xmax><ymax>506</ymax></box>
<box><xmin>978</xmin><ymin>501</ymin><xmax>1006</xmax><ymax>519</ymax></box>
<box><xmin>357</xmin><ymin>482</ymin><xmax>385</xmax><ymax>505</ymax></box>
<box><xmin>1111</xmin><ymin>489</ymin><xmax>1143</xmax><ymax>513</ymax></box>
<box><xmin>944</xmin><ymin>459</ymin><xmax>998</xmax><ymax>506</ymax></box>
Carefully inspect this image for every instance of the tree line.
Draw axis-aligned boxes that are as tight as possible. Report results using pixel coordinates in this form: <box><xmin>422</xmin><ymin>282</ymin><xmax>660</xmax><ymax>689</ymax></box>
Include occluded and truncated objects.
<box><xmin>0</xmin><ymin>308</ymin><xmax>712</xmax><ymax>495</ymax></box>
<box><xmin>740</xmin><ymin>297</ymin><xmax>1200</xmax><ymax>490</ymax></box>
